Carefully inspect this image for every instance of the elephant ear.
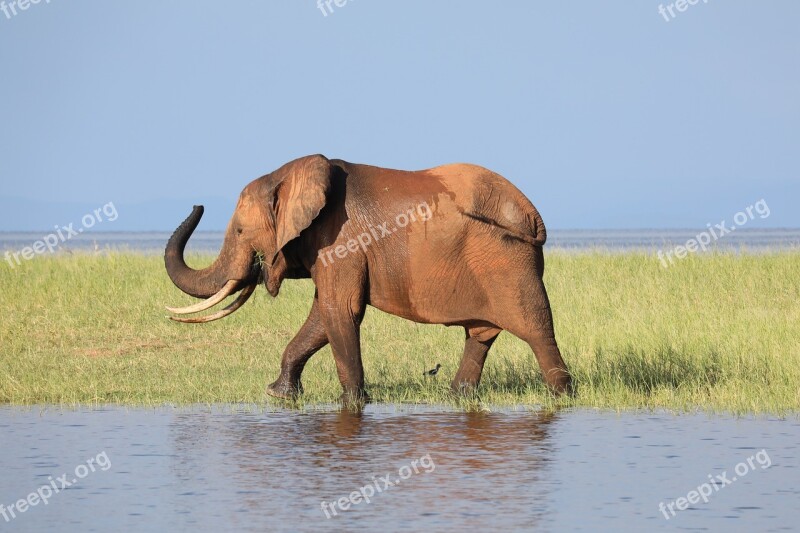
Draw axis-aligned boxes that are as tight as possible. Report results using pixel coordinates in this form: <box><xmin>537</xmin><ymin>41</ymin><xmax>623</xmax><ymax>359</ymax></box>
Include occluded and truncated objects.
<box><xmin>271</xmin><ymin>155</ymin><xmax>332</xmax><ymax>263</ymax></box>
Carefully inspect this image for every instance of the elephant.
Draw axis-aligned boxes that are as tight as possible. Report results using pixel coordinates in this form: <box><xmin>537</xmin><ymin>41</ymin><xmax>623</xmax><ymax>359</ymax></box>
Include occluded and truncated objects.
<box><xmin>164</xmin><ymin>154</ymin><xmax>572</xmax><ymax>402</ymax></box>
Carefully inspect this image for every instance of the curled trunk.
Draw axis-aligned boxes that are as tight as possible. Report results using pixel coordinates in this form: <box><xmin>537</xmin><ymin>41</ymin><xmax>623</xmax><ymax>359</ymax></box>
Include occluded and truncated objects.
<box><xmin>164</xmin><ymin>205</ymin><xmax>243</xmax><ymax>299</ymax></box>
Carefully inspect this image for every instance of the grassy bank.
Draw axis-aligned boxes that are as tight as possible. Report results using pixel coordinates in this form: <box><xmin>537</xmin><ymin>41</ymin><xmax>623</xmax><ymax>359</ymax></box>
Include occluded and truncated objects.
<box><xmin>1</xmin><ymin>251</ymin><xmax>798</xmax><ymax>413</ymax></box>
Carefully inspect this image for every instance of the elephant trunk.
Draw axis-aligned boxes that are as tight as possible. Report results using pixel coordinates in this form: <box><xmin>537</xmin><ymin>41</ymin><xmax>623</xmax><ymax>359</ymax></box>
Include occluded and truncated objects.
<box><xmin>164</xmin><ymin>205</ymin><xmax>241</xmax><ymax>299</ymax></box>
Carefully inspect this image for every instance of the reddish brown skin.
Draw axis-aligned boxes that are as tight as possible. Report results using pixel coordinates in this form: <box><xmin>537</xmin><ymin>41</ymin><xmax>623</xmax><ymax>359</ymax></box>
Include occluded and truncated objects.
<box><xmin>164</xmin><ymin>155</ymin><xmax>572</xmax><ymax>403</ymax></box>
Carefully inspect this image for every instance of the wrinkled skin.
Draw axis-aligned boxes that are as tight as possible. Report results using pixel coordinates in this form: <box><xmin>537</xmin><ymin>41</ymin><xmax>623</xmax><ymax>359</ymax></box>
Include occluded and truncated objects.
<box><xmin>165</xmin><ymin>155</ymin><xmax>572</xmax><ymax>403</ymax></box>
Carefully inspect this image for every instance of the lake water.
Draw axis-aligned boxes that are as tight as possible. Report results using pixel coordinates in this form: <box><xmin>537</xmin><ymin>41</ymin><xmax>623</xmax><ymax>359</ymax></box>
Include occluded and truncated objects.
<box><xmin>1</xmin><ymin>229</ymin><xmax>799</xmax><ymax>254</ymax></box>
<box><xmin>0</xmin><ymin>406</ymin><xmax>797</xmax><ymax>531</ymax></box>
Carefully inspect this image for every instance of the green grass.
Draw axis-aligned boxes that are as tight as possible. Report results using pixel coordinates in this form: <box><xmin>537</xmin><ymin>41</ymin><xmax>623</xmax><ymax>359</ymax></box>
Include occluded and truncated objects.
<box><xmin>1</xmin><ymin>251</ymin><xmax>798</xmax><ymax>414</ymax></box>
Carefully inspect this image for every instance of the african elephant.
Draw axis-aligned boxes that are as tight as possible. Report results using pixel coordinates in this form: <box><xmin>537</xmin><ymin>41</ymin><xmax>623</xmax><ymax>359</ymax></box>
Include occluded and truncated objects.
<box><xmin>164</xmin><ymin>155</ymin><xmax>572</xmax><ymax>402</ymax></box>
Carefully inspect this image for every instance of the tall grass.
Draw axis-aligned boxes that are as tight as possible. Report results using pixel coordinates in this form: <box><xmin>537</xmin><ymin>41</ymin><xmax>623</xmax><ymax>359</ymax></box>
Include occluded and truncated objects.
<box><xmin>0</xmin><ymin>251</ymin><xmax>797</xmax><ymax>413</ymax></box>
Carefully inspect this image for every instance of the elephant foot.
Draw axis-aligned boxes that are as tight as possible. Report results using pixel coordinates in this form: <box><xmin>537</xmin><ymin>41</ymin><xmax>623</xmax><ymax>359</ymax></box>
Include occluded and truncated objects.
<box><xmin>266</xmin><ymin>379</ymin><xmax>302</xmax><ymax>401</ymax></box>
<box><xmin>546</xmin><ymin>373</ymin><xmax>575</xmax><ymax>397</ymax></box>
<box><xmin>338</xmin><ymin>389</ymin><xmax>370</xmax><ymax>408</ymax></box>
<box><xmin>450</xmin><ymin>381</ymin><xmax>480</xmax><ymax>397</ymax></box>
<box><xmin>450</xmin><ymin>382</ymin><xmax>482</xmax><ymax>403</ymax></box>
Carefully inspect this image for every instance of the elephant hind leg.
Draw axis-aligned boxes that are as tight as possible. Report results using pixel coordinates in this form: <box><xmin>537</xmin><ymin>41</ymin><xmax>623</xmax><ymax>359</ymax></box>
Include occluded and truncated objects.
<box><xmin>523</xmin><ymin>331</ymin><xmax>572</xmax><ymax>395</ymax></box>
<box><xmin>497</xmin><ymin>278</ymin><xmax>573</xmax><ymax>396</ymax></box>
<box><xmin>451</xmin><ymin>326</ymin><xmax>502</xmax><ymax>394</ymax></box>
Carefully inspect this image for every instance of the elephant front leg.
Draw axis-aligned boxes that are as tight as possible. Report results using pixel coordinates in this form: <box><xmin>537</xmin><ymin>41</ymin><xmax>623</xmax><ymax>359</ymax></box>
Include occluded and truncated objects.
<box><xmin>313</xmin><ymin>252</ymin><xmax>370</xmax><ymax>404</ymax></box>
<box><xmin>267</xmin><ymin>298</ymin><xmax>329</xmax><ymax>400</ymax></box>
<box><xmin>316</xmin><ymin>286</ymin><xmax>369</xmax><ymax>404</ymax></box>
<box><xmin>452</xmin><ymin>326</ymin><xmax>501</xmax><ymax>394</ymax></box>
<box><xmin>320</xmin><ymin>307</ymin><xmax>368</xmax><ymax>404</ymax></box>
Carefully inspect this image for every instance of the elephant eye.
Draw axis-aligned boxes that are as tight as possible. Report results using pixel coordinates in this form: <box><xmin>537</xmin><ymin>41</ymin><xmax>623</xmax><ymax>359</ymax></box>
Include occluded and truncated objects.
<box><xmin>236</xmin><ymin>228</ymin><xmax>243</xmax><ymax>235</ymax></box>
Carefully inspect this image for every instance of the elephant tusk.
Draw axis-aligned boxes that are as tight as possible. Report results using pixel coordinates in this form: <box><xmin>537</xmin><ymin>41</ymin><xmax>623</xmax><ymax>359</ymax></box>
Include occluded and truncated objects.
<box><xmin>168</xmin><ymin>283</ymin><xmax>256</xmax><ymax>324</ymax></box>
<box><xmin>166</xmin><ymin>279</ymin><xmax>239</xmax><ymax>314</ymax></box>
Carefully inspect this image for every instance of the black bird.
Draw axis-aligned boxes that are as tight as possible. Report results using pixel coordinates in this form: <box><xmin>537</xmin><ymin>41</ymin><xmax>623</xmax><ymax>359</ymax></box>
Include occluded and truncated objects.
<box><xmin>424</xmin><ymin>364</ymin><xmax>441</xmax><ymax>376</ymax></box>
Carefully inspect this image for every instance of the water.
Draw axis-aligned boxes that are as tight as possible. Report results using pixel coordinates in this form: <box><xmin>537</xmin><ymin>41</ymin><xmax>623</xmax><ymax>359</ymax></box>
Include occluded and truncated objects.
<box><xmin>1</xmin><ymin>229</ymin><xmax>799</xmax><ymax>254</ymax></box>
<box><xmin>0</xmin><ymin>406</ymin><xmax>797</xmax><ymax>532</ymax></box>
<box><xmin>546</xmin><ymin>228</ymin><xmax>800</xmax><ymax>251</ymax></box>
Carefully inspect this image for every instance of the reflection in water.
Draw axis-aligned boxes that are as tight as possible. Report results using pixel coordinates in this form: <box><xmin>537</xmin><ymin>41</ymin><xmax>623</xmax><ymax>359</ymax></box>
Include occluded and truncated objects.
<box><xmin>168</xmin><ymin>407</ymin><xmax>558</xmax><ymax>529</ymax></box>
<box><xmin>1</xmin><ymin>406</ymin><xmax>798</xmax><ymax>532</ymax></box>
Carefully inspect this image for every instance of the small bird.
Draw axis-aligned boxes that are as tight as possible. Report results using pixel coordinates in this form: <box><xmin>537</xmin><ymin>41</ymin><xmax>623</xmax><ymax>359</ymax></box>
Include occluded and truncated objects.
<box><xmin>424</xmin><ymin>363</ymin><xmax>441</xmax><ymax>376</ymax></box>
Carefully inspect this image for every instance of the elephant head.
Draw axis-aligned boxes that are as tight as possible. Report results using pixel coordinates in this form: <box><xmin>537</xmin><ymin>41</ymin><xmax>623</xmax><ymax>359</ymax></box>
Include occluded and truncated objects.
<box><xmin>164</xmin><ymin>155</ymin><xmax>333</xmax><ymax>322</ymax></box>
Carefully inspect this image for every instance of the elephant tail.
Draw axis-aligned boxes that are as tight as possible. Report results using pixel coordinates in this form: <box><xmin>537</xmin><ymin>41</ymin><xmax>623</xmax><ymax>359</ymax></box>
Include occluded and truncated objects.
<box><xmin>530</xmin><ymin>205</ymin><xmax>547</xmax><ymax>246</ymax></box>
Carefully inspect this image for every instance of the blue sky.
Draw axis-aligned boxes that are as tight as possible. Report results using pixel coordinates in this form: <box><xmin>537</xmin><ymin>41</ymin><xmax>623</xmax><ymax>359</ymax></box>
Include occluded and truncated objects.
<box><xmin>0</xmin><ymin>1</ymin><xmax>797</xmax><ymax>230</ymax></box>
